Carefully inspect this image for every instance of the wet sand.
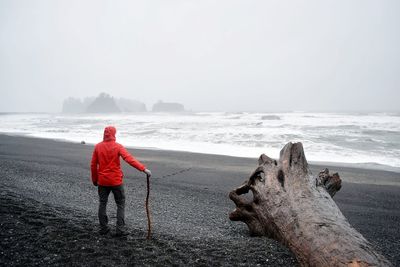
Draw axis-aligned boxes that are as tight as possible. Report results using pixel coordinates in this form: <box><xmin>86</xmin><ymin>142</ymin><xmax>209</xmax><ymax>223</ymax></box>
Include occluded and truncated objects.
<box><xmin>0</xmin><ymin>134</ymin><xmax>399</xmax><ymax>266</ymax></box>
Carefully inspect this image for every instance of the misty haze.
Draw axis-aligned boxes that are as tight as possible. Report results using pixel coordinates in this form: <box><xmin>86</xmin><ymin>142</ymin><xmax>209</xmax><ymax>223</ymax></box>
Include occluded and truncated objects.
<box><xmin>1</xmin><ymin>1</ymin><xmax>399</xmax><ymax>112</ymax></box>
<box><xmin>0</xmin><ymin>1</ymin><xmax>399</xmax><ymax>266</ymax></box>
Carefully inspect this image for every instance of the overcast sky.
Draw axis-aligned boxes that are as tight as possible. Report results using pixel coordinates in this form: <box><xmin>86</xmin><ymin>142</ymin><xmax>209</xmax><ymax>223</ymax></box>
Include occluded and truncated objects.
<box><xmin>0</xmin><ymin>0</ymin><xmax>399</xmax><ymax>112</ymax></box>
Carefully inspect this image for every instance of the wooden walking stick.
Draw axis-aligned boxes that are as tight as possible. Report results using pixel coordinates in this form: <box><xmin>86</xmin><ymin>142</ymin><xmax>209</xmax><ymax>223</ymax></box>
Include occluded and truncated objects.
<box><xmin>145</xmin><ymin>173</ymin><xmax>152</xmax><ymax>239</ymax></box>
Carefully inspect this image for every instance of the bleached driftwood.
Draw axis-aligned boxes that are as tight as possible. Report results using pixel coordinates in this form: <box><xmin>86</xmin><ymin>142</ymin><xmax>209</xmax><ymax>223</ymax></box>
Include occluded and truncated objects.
<box><xmin>229</xmin><ymin>142</ymin><xmax>391</xmax><ymax>266</ymax></box>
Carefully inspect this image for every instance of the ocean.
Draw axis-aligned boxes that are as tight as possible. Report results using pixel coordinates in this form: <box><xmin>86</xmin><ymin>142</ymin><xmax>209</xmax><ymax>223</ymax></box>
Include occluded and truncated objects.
<box><xmin>1</xmin><ymin>112</ymin><xmax>399</xmax><ymax>172</ymax></box>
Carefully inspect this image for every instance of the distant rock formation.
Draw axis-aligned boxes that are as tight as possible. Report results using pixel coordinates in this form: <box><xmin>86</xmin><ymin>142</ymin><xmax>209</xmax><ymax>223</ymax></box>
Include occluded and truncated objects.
<box><xmin>152</xmin><ymin>101</ymin><xmax>185</xmax><ymax>112</ymax></box>
<box><xmin>116</xmin><ymin>98</ymin><xmax>147</xmax><ymax>112</ymax></box>
<box><xmin>86</xmin><ymin>93</ymin><xmax>120</xmax><ymax>113</ymax></box>
<box><xmin>83</xmin><ymin>97</ymin><xmax>96</xmax><ymax>109</ymax></box>
<box><xmin>62</xmin><ymin>93</ymin><xmax>147</xmax><ymax>113</ymax></box>
<box><xmin>261</xmin><ymin>115</ymin><xmax>281</xmax><ymax>120</ymax></box>
<box><xmin>62</xmin><ymin>97</ymin><xmax>85</xmax><ymax>113</ymax></box>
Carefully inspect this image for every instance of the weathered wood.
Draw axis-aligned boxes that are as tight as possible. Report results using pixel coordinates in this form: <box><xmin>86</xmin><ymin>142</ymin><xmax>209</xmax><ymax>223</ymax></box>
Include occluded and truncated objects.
<box><xmin>229</xmin><ymin>142</ymin><xmax>391</xmax><ymax>267</ymax></box>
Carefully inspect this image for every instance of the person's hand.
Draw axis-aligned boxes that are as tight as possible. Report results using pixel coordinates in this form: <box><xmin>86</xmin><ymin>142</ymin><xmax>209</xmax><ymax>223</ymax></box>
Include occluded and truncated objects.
<box><xmin>144</xmin><ymin>169</ymin><xmax>152</xmax><ymax>177</ymax></box>
<box><xmin>93</xmin><ymin>181</ymin><xmax>98</xmax><ymax>186</ymax></box>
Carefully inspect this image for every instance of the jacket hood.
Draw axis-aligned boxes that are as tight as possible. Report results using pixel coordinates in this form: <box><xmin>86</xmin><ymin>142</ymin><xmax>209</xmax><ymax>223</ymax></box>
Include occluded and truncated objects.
<box><xmin>103</xmin><ymin>126</ymin><xmax>116</xmax><ymax>141</ymax></box>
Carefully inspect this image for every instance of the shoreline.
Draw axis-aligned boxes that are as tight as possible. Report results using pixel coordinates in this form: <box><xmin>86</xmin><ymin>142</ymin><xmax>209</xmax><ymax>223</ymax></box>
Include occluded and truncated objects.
<box><xmin>1</xmin><ymin>132</ymin><xmax>400</xmax><ymax>176</ymax></box>
<box><xmin>0</xmin><ymin>134</ymin><xmax>399</xmax><ymax>265</ymax></box>
<box><xmin>0</xmin><ymin>110</ymin><xmax>399</xmax><ymax>173</ymax></box>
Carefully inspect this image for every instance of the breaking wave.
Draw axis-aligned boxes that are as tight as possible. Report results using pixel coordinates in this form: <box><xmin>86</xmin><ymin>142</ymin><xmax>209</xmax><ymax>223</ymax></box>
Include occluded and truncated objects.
<box><xmin>0</xmin><ymin>112</ymin><xmax>399</xmax><ymax>171</ymax></box>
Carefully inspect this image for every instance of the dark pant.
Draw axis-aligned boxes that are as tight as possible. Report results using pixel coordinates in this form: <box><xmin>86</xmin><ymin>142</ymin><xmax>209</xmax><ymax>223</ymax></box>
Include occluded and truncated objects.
<box><xmin>98</xmin><ymin>185</ymin><xmax>126</xmax><ymax>231</ymax></box>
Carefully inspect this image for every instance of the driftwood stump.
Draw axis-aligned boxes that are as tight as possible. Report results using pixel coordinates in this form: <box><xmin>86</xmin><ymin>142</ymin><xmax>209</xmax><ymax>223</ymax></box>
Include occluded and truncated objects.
<box><xmin>229</xmin><ymin>142</ymin><xmax>391</xmax><ymax>267</ymax></box>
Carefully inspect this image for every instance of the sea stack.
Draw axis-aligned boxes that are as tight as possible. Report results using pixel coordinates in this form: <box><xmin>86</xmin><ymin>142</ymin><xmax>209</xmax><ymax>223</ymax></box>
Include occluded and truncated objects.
<box><xmin>152</xmin><ymin>101</ymin><xmax>185</xmax><ymax>112</ymax></box>
<box><xmin>85</xmin><ymin>93</ymin><xmax>120</xmax><ymax>113</ymax></box>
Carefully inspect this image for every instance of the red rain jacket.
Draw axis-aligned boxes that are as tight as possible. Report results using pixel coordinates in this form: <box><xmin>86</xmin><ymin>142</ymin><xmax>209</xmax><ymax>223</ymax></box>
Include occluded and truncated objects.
<box><xmin>91</xmin><ymin>126</ymin><xmax>146</xmax><ymax>186</ymax></box>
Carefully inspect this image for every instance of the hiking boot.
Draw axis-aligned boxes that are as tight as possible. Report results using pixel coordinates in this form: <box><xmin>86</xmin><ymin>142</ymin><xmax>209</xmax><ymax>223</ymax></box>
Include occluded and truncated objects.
<box><xmin>115</xmin><ymin>229</ymin><xmax>129</xmax><ymax>237</ymax></box>
<box><xmin>99</xmin><ymin>227</ymin><xmax>110</xmax><ymax>235</ymax></box>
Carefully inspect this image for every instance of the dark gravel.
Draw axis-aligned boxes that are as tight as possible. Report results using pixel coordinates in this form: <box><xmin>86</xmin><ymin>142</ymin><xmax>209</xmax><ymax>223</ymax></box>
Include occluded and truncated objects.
<box><xmin>0</xmin><ymin>188</ymin><xmax>295</xmax><ymax>266</ymax></box>
<box><xmin>0</xmin><ymin>134</ymin><xmax>399</xmax><ymax>266</ymax></box>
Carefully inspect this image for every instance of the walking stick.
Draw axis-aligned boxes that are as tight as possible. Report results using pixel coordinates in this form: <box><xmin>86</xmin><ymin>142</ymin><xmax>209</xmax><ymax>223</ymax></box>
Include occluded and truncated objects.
<box><xmin>145</xmin><ymin>173</ymin><xmax>152</xmax><ymax>239</ymax></box>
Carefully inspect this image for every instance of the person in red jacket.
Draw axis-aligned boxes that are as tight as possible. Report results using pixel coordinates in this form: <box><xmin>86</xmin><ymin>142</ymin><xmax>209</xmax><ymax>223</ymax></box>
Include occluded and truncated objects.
<box><xmin>91</xmin><ymin>126</ymin><xmax>152</xmax><ymax>235</ymax></box>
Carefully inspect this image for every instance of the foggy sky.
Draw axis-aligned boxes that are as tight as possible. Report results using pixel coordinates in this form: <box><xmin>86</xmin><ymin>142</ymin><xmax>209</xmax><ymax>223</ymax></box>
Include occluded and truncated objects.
<box><xmin>1</xmin><ymin>0</ymin><xmax>399</xmax><ymax>112</ymax></box>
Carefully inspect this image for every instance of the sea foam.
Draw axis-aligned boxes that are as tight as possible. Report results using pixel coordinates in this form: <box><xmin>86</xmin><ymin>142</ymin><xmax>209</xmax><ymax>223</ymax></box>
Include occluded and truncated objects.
<box><xmin>0</xmin><ymin>112</ymin><xmax>399</xmax><ymax>171</ymax></box>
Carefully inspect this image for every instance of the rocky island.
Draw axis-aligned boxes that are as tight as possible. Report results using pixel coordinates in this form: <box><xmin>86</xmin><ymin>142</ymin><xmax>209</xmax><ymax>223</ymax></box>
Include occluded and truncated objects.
<box><xmin>152</xmin><ymin>101</ymin><xmax>185</xmax><ymax>112</ymax></box>
<box><xmin>62</xmin><ymin>93</ymin><xmax>146</xmax><ymax>113</ymax></box>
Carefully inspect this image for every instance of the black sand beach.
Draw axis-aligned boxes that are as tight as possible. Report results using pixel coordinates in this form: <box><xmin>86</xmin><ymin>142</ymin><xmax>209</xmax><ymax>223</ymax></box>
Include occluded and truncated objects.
<box><xmin>0</xmin><ymin>134</ymin><xmax>399</xmax><ymax>266</ymax></box>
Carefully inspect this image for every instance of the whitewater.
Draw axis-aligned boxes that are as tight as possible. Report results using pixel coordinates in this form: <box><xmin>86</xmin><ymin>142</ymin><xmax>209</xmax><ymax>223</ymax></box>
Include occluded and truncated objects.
<box><xmin>1</xmin><ymin>112</ymin><xmax>399</xmax><ymax>172</ymax></box>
